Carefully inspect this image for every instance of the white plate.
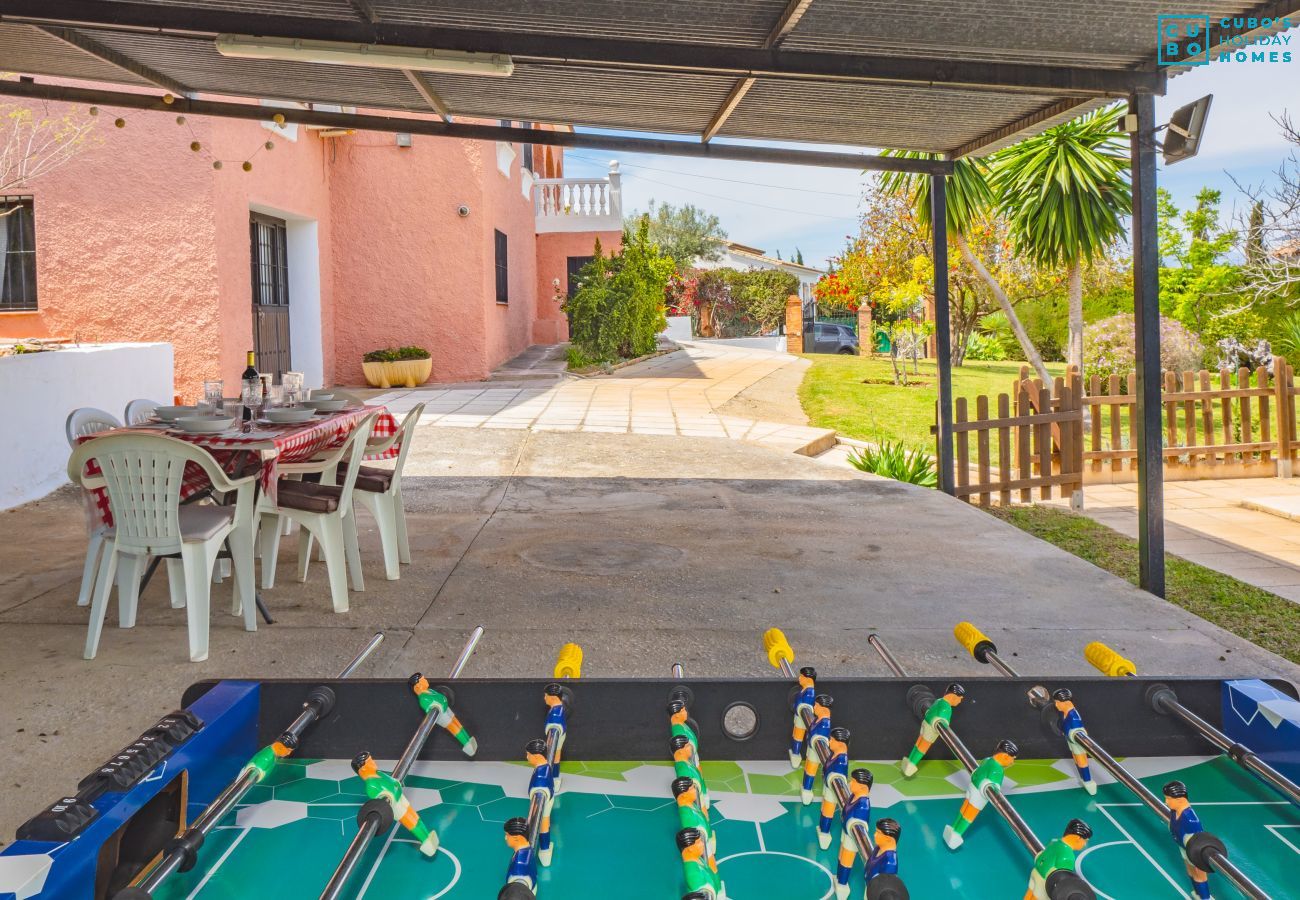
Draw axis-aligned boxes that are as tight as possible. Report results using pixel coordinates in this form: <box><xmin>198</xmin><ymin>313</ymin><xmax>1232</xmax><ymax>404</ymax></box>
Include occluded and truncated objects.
<box><xmin>264</xmin><ymin>408</ymin><xmax>317</xmax><ymax>424</ymax></box>
<box><xmin>303</xmin><ymin>399</ymin><xmax>347</xmax><ymax>412</ymax></box>
<box><xmin>175</xmin><ymin>416</ymin><xmax>236</xmax><ymax>434</ymax></box>
<box><xmin>154</xmin><ymin>405</ymin><xmax>197</xmax><ymax>422</ymax></box>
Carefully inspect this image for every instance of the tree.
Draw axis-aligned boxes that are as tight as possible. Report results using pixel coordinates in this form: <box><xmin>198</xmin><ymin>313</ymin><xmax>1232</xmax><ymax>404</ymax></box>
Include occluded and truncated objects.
<box><xmin>989</xmin><ymin>105</ymin><xmax>1132</xmax><ymax>374</ymax></box>
<box><xmin>1245</xmin><ymin>200</ymin><xmax>1266</xmax><ymax>265</ymax></box>
<box><xmin>1158</xmin><ymin>188</ymin><xmax>1254</xmax><ymax>345</ymax></box>
<box><xmin>1236</xmin><ymin>112</ymin><xmax>1300</xmax><ymax>304</ymax></box>
<box><xmin>565</xmin><ymin>218</ymin><xmax>673</xmax><ymax>362</ymax></box>
<box><xmin>880</xmin><ymin>152</ymin><xmax>1051</xmax><ymax>380</ymax></box>
<box><xmin>794</xmin><ymin>247</ymin><xmax>805</xmax><ymax>265</ymax></box>
<box><xmin>629</xmin><ymin>200</ymin><xmax>727</xmax><ymax>270</ymax></box>
<box><xmin>0</xmin><ymin>102</ymin><xmax>97</xmax><ymax>196</ymax></box>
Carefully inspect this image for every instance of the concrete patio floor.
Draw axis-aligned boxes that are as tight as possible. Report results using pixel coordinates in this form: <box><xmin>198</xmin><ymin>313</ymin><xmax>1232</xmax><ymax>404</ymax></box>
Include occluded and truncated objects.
<box><xmin>2</xmin><ymin>425</ymin><xmax>1298</xmax><ymax>840</ymax></box>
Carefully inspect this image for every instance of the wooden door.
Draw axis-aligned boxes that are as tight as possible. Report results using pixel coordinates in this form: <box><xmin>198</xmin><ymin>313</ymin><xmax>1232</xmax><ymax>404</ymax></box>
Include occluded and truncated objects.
<box><xmin>250</xmin><ymin>213</ymin><xmax>291</xmax><ymax>381</ymax></box>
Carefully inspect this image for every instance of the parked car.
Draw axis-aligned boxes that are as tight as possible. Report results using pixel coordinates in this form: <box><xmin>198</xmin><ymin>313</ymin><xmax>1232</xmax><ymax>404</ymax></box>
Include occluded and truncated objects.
<box><xmin>811</xmin><ymin>322</ymin><xmax>859</xmax><ymax>354</ymax></box>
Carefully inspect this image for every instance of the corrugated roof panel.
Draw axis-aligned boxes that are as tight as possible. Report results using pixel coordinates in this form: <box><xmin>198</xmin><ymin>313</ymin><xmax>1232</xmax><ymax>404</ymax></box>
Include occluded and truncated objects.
<box><xmin>97</xmin><ymin>0</ymin><xmax>358</xmax><ymax>19</ymax></box>
<box><xmin>0</xmin><ymin>23</ymin><xmax>153</xmax><ymax>88</ymax></box>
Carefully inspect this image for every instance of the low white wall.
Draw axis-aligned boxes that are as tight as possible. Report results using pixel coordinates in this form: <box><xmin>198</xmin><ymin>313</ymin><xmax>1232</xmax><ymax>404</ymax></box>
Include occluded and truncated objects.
<box><xmin>0</xmin><ymin>343</ymin><xmax>173</xmax><ymax>509</ymax></box>
<box><xmin>691</xmin><ymin>335</ymin><xmax>786</xmax><ymax>352</ymax></box>
<box><xmin>662</xmin><ymin>316</ymin><xmax>693</xmax><ymax>342</ymax></box>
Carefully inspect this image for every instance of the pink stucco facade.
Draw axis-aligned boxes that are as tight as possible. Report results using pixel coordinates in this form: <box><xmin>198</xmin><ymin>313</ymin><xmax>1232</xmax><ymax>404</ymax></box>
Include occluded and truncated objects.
<box><xmin>1</xmin><ymin>95</ymin><xmax>619</xmax><ymax>398</ymax></box>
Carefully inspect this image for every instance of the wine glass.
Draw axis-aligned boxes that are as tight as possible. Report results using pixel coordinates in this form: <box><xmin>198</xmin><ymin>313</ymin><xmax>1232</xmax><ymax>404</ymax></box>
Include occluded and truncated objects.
<box><xmin>242</xmin><ymin>379</ymin><xmax>264</xmax><ymax>424</ymax></box>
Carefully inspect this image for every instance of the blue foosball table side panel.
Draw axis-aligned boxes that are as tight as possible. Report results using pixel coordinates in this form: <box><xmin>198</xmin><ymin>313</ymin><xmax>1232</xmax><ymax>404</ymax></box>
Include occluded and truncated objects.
<box><xmin>0</xmin><ymin>681</ymin><xmax>260</xmax><ymax>900</ymax></box>
<box><xmin>1223</xmin><ymin>678</ymin><xmax>1300</xmax><ymax>783</ymax></box>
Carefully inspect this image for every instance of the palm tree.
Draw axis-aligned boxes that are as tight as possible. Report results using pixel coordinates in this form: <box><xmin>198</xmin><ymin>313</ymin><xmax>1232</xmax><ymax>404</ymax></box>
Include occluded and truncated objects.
<box><xmin>879</xmin><ymin>153</ymin><xmax>1051</xmax><ymax>382</ymax></box>
<box><xmin>989</xmin><ymin>106</ymin><xmax>1131</xmax><ymax>373</ymax></box>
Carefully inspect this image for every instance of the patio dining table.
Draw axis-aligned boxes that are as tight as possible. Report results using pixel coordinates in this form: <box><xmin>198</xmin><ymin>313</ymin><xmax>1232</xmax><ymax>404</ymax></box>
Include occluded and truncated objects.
<box><xmin>80</xmin><ymin>404</ymin><xmax>400</xmax><ymax>529</ymax></box>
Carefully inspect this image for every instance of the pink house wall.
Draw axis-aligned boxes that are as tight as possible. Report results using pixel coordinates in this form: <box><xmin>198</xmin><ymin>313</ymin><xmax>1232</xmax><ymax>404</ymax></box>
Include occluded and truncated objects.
<box><xmin>533</xmin><ymin>231</ymin><xmax>624</xmax><ymax>345</ymax></box>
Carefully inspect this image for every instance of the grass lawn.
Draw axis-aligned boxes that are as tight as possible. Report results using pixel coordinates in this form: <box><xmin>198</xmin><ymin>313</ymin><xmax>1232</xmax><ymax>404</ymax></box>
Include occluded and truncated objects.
<box><xmin>991</xmin><ymin>504</ymin><xmax>1300</xmax><ymax>665</ymax></box>
<box><xmin>797</xmin><ymin>354</ymin><xmax>1067</xmax><ymax>450</ymax></box>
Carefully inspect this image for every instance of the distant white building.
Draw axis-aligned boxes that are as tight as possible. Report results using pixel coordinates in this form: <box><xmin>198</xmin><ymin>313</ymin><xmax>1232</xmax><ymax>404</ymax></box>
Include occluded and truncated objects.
<box><xmin>694</xmin><ymin>241</ymin><xmax>825</xmax><ymax>301</ymax></box>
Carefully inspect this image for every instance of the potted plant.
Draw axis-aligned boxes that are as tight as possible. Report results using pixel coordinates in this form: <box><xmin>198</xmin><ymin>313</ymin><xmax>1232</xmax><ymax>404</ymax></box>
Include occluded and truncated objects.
<box><xmin>362</xmin><ymin>346</ymin><xmax>432</xmax><ymax>388</ymax></box>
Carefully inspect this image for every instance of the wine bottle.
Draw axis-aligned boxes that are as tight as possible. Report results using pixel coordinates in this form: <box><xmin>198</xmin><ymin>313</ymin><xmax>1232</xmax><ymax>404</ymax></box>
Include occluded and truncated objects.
<box><xmin>241</xmin><ymin>350</ymin><xmax>259</xmax><ymax>421</ymax></box>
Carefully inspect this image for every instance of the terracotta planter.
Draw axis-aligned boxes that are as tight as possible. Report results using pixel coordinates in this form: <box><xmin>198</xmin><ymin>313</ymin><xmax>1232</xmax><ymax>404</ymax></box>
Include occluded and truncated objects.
<box><xmin>362</xmin><ymin>357</ymin><xmax>432</xmax><ymax>388</ymax></box>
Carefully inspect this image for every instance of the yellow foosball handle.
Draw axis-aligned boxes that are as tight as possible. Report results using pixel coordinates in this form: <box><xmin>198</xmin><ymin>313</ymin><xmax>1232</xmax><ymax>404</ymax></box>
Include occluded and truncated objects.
<box><xmin>954</xmin><ymin>621</ymin><xmax>993</xmax><ymax>660</ymax></box>
<box><xmin>554</xmin><ymin>643</ymin><xmax>583</xmax><ymax>679</ymax></box>
<box><xmin>763</xmin><ymin>627</ymin><xmax>795</xmax><ymax>670</ymax></box>
<box><xmin>1085</xmin><ymin>641</ymin><xmax>1136</xmax><ymax>677</ymax></box>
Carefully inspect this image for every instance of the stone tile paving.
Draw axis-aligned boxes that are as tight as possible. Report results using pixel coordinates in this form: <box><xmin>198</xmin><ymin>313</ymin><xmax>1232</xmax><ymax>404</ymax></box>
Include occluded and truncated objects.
<box><xmin>369</xmin><ymin>343</ymin><xmax>836</xmax><ymax>457</ymax></box>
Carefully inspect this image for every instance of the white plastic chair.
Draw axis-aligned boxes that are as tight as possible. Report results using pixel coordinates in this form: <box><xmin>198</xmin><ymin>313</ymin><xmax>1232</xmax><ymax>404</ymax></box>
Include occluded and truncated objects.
<box><xmin>258</xmin><ymin>413</ymin><xmax>377</xmax><ymax>612</ymax></box>
<box><xmin>65</xmin><ymin>408</ymin><xmax>122</xmax><ymax>609</ymax></box>
<box><xmin>124</xmin><ymin>398</ymin><xmax>164</xmax><ymax>425</ymax></box>
<box><xmin>67</xmin><ymin>434</ymin><xmax>258</xmax><ymax>661</ymax></box>
<box><xmin>341</xmin><ymin>402</ymin><xmax>425</xmax><ymax>578</ymax></box>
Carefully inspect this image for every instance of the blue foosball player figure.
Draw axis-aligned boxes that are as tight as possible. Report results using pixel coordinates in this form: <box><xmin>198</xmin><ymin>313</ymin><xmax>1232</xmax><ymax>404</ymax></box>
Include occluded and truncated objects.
<box><xmin>834</xmin><ymin>767</ymin><xmax>874</xmax><ymax>900</ymax></box>
<box><xmin>801</xmin><ymin>694</ymin><xmax>834</xmax><ymax>804</ymax></box>
<box><xmin>524</xmin><ymin>739</ymin><xmax>559</xmax><ymax>867</ymax></box>
<box><xmin>818</xmin><ymin>727</ymin><xmax>851</xmax><ymax>849</ymax></box>
<box><xmin>1164</xmin><ymin>781</ymin><xmax>1214</xmax><ymax>900</ymax></box>
<box><xmin>543</xmin><ymin>684</ymin><xmax>568</xmax><ymax>788</ymax></box>
<box><xmin>868</xmin><ymin>818</ymin><xmax>904</xmax><ymax>900</ymax></box>
<box><xmin>1050</xmin><ymin>689</ymin><xmax>1095</xmax><ymax>795</ymax></box>
<box><xmin>502</xmin><ymin>816</ymin><xmax>537</xmax><ymax>894</ymax></box>
<box><xmin>789</xmin><ymin>666</ymin><xmax>818</xmax><ymax>767</ymax></box>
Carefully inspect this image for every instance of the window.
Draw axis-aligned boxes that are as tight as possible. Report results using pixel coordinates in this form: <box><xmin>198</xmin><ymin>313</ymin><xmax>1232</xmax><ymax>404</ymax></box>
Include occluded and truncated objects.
<box><xmin>494</xmin><ymin>230</ymin><xmax>509</xmax><ymax>304</ymax></box>
<box><xmin>0</xmin><ymin>197</ymin><xmax>37</xmax><ymax>311</ymax></box>
<box><xmin>566</xmin><ymin>255</ymin><xmax>594</xmax><ymax>298</ymax></box>
<box><xmin>520</xmin><ymin>121</ymin><xmax>534</xmax><ymax>172</ymax></box>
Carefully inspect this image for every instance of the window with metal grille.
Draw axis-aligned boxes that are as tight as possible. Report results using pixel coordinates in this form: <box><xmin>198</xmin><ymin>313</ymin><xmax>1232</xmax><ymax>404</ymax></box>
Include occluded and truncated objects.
<box><xmin>249</xmin><ymin>213</ymin><xmax>289</xmax><ymax>307</ymax></box>
<box><xmin>0</xmin><ymin>197</ymin><xmax>37</xmax><ymax>311</ymax></box>
<box><xmin>494</xmin><ymin>229</ymin><xmax>509</xmax><ymax>304</ymax></box>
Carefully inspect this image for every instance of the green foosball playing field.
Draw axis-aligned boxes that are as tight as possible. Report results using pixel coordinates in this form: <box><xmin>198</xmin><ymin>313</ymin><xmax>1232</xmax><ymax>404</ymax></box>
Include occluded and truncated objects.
<box><xmin>152</xmin><ymin>754</ymin><xmax>1298</xmax><ymax>899</ymax></box>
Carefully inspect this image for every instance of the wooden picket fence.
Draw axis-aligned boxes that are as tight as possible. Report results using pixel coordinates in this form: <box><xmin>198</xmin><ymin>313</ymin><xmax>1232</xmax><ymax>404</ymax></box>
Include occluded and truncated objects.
<box><xmin>941</xmin><ymin>358</ymin><xmax>1299</xmax><ymax>506</ymax></box>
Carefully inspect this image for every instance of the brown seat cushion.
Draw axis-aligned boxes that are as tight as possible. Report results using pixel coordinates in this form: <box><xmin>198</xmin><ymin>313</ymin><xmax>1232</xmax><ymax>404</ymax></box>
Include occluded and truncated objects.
<box><xmin>276</xmin><ymin>480</ymin><xmax>343</xmax><ymax>513</ymax></box>
<box><xmin>338</xmin><ymin>464</ymin><xmax>394</xmax><ymax>493</ymax></box>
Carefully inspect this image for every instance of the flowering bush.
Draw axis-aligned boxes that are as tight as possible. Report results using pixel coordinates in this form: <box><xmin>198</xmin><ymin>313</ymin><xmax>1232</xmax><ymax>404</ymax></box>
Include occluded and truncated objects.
<box><xmin>664</xmin><ymin>272</ymin><xmax>698</xmax><ymax>316</ymax></box>
<box><xmin>1082</xmin><ymin>314</ymin><xmax>1205</xmax><ymax>384</ymax></box>
<box><xmin>813</xmin><ymin>271</ymin><xmax>862</xmax><ymax>312</ymax></box>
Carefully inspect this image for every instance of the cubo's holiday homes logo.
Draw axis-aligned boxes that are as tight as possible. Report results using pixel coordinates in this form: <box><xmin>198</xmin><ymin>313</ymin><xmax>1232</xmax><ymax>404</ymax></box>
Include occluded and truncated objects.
<box><xmin>1158</xmin><ymin>14</ymin><xmax>1294</xmax><ymax>65</ymax></box>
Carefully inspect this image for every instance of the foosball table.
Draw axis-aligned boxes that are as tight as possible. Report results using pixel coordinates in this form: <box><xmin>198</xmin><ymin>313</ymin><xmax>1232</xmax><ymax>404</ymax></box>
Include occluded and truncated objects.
<box><xmin>3</xmin><ymin>625</ymin><xmax>1299</xmax><ymax>900</ymax></box>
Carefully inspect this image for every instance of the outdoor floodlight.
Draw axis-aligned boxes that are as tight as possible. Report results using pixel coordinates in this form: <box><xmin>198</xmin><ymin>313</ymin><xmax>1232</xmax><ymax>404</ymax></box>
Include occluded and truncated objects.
<box><xmin>215</xmin><ymin>34</ymin><xmax>514</xmax><ymax>77</ymax></box>
<box><xmin>1162</xmin><ymin>94</ymin><xmax>1213</xmax><ymax>165</ymax></box>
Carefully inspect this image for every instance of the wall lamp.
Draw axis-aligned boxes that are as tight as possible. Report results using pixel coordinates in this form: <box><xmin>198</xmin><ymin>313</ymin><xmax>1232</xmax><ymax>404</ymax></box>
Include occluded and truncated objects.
<box><xmin>215</xmin><ymin>34</ymin><xmax>514</xmax><ymax>77</ymax></box>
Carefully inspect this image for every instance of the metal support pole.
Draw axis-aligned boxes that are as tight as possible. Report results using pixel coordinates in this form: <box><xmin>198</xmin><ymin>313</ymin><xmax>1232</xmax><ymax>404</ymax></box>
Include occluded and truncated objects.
<box><xmin>124</xmin><ymin>633</ymin><xmax>385</xmax><ymax>899</ymax></box>
<box><xmin>932</xmin><ymin>172</ymin><xmax>955</xmax><ymax>496</ymax></box>
<box><xmin>319</xmin><ymin>627</ymin><xmax>484</xmax><ymax>900</ymax></box>
<box><xmin>1129</xmin><ymin>92</ymin><xmax>1166</xmax><ymax>597</ymax></box>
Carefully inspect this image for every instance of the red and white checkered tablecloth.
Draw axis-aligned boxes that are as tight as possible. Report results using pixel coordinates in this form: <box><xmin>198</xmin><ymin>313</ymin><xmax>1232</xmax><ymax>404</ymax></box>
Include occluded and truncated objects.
<box><xmin>80</xmin><ymin>405</ymin><xmax>399</xmax><ymax>528</ymax></box>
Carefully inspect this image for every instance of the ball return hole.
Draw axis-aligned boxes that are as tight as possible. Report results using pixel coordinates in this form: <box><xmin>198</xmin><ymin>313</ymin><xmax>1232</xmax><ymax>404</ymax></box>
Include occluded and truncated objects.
<box><xmin>722</xmin><ymin>701</ymin><xmax>759</xmax><ymax>741</ymax></box>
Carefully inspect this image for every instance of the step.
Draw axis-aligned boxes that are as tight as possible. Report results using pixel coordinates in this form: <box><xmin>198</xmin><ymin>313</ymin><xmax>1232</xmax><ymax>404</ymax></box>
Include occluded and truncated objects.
<box><xmin>1240</xmin><ymin>495</ymin><xmax>1300</xmax><ymax>521</ymax></box>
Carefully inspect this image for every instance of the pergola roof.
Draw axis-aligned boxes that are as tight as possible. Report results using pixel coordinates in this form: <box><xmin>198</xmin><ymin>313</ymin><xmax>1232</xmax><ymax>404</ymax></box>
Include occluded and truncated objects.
<box><xmin>0</xmin><ymin>0</ymin><xmax>1296</xmax><ymax>159</ymax></box>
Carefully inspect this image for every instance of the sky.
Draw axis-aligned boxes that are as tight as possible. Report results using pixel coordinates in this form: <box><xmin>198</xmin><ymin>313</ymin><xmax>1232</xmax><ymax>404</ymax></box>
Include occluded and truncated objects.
<box><xmin>563</xmin><ymin>50</ymin><xmax>1296</xmax><ymax>272</ymax></box>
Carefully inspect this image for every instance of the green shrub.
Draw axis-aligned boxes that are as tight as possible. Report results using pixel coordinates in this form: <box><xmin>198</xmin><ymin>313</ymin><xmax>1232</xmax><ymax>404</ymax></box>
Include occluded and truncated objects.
<box><xmin>565</xmin><ymin>218</ymin><xmax>673</xmax><ymax>363</ymax></box>
<box><xmin>964</xmin><ymin>331</ymin><xmax>1009</xmax><ymax>362</ymax></box>
<box><xmin>847</xmin><ymin>441</ymin><xmax>937</xmax><ymax>487</ymax></box>
<box><xmin>565</xmin><ymin>346</ymin><xmax>601</xmax><ymax>370</ymax></box>
<box><xmin>1274</xmin><ymin>312</ymin><xmax>1300</xmax><ymax>360</ymax></box>
<box><xmin>364</xmin><ymin>346</ymin><xmax>430</xmax><ymax>363</ymax></box>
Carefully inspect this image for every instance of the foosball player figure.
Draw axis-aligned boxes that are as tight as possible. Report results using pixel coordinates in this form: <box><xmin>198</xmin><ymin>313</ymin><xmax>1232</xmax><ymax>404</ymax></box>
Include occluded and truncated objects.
<box><xmin>789</xmin><ymin>666</ymin><xmax>818</xmax><ymax>767</ymax></box>
<box><xmin>669</xmin><ymin>700</ymin><xmax>704</xmax><ymax>772</ymax></box>
<box><xmin>677</xmin><ymin>827</ymin><xmax>725</xmax><ymax>900</ymax></box>
<box><xmin>543</xmin><ymin>683</ymin><xmax>569</xmax><ymax>787</ymax></box>
<box><xmin>943</xmin><ymin>739</ymin><xmax>1018</xmax><ymax>850</ymax></box>
<box><xmin>1163</xmin><ymin>781</ymin><xmax>1214</xmax><ymax>900</ymax></box>
<box><xmin>672</xmin><ymin>734</ymin><xmax>711</xmax><ymax>813</ymax></box>
<box><xmin>524</xmin><ymin>738</ymin><xmax>559</xmax><ymax>866</ymax></box>
<box><xmin>241</xmin><ymin>732</ymin><xmax>297</xmax><ymax>783</ymax></box>
<box><xmin>1024</xmin><ymin>819</ymin><xmax>1092</xmax><ymax>900</ymax></box>
<box><xmin>900</xmin><ymin>683</ymin><xmax>965</xmax><ymax>778</ymax></box>
<box><xmin>502</xmin><ymin>816</ymin><xmax>537</xmax><ymax>895</ymax></box>
<box><xmin>834</xmin><ymin>768</ymin><xmax>874</xmax><ymax>900</ymax></box>
<box><xmin>1050</xmin><ymin>689</ymin><xmax>1095</xmax><ymax>795</ymax></box>
<box><xmin>867</xmin><ymin>818</ymin><xmax>905</xmax><ymax>900</ymax></box>
<box><xmin>409</xmin><ymin>673</ymin><xmax>478</xmax><ymax>756</ymax></box>
<box><xmin>672</xmin><ymin>776</ymin><xmax>718</xmax><ymax>860</ymax></box>
<box><xmin>351</xmin><ymin>751</ymin><xmax>439</xmax><ymax>857</ymax></box>
<box><xmin>818</xmin><ymin>726</ymin><xmax>852</xmax><ymax>849</ymax></box>
<box><xmin>801</xmin><ymin>694</ymin><xmax>834</xmax><ymax>804</ymax></box>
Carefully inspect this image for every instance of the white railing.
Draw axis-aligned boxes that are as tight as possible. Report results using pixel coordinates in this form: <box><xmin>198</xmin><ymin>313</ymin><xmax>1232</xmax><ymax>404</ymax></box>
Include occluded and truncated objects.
<box><xmin>534</xmin><ymin>161</ymin><xmax>622</xmax><ymax>233</ymax></box>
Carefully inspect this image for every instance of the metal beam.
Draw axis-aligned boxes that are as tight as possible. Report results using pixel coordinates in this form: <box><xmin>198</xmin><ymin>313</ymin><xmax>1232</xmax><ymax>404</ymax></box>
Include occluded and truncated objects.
<box><xmin>345</xmin><ymin>0</ymin><xmax>380</xmax><ymax>25</ymax></box>
<box><xmin>949</xmin><ymin>98</ymin><xmax>1097</xmax><ymax>159</ymax></box>
<box><xmin>0</xmin><ymin>0</ymin><xmax>1164</xmax><ymax>96</ymax></box>
<box><xmin>35</xmin><ymin>25</ymin><xmax>191</xmax><ymax>96</ymax></box>
<box><xmin>932</xmin><ymin>173</ymin><xmax>955</xmax><ymax>496</ymax></box>
<box><xmin>703</xmin><ymin>0</ymin><xmax>814</xmax><ymax>143</ymax></box>
<box><xmin>1129</xmin><ymin>93</ymin><xmax>1165</xmax><ymax>596</ymax></box>
<box><xmin>402</xmin><ymin>69</ymin><xmax>453</xmax><ymax>122</ymax></box>
<box><xmin>0</xmin><ymin>78</ymin><xmax>954</xmax><ymax>175</ymax></box>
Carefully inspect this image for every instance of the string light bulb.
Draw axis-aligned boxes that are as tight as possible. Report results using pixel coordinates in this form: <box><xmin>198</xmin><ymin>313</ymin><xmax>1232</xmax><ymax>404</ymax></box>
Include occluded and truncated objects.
<box><xmin>190</xmin><ymin>141</ymin><xmax>201</xmax><ymax>152</ymax></box>
<box><xmin>264</xmin><ymin>141</ymin><xmax>274</xmax><ymax>151</ymax></box>
<box><xmin>272</xmin><ymin>113</ymin><xmax>286</xmax><ymax>125</ymax></box>
<box><xmin>162</xmin><ymin>93</ymin><xmax>175</xmax><ymax>104</ymax></box>
<box><xmin>175</xmin><ymin>115</ymin><xmax>186</xmax><ymax>126</ymax></box>
<box><xmin>114</xmin><ymin>118</ymin><xmax>126</xmax><ymax>128</ymax></box>
<box><xmin>242</xmin><ymin>161</ymin><xmax>253</xmax><ymax>172</ymax></box>
<box><xmin>213</xmin><ymin>160</ymin><xmax>223</xmax><ymax>170</ymax></box>
<box><xmin>88</xmin><ymin>106</ymin><xmax>99</xmax><ymax>116</ymax></box>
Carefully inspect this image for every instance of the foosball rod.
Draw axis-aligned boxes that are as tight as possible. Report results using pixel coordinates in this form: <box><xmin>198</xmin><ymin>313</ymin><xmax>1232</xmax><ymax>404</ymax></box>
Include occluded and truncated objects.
<box><xmin>119</xmin><ymin>632</ymin><xmax>386</xmax><ymax>900</ymax></box>
<box><xmin>865</xmin><ymin>633</ymin><xmax>1046</xmax><ymax>857</ymax></box>
<box><xmin>762</xmin><ymin>631</ymin><xmax>884</xmax><ymax>866</ymax></box>
<box><xmin>320</xmin><ymin>626</ymin><xmax>484</xmax><ymax>900</ymax></box>
<box><xmin>1086</xmin><ymin>642</ymin><xmax>1300</xmax><ymax>808</ymax></box>
<box><xmin>961</xmin><ymin>628</ymin><xmax>1271</xmax><ymax>900</ymax></box>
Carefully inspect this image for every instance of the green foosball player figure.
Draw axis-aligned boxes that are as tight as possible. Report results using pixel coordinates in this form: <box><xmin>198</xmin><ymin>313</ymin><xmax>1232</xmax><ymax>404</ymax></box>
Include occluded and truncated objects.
<box><xmin>241</xmin><ymin>732</ymin><xmax>297</xmax><ymax>783</ymax></box>
<box><xmin>1024</xmin><ymin>819</ymin><xmax>1093</xmax><ymax>900</ymax></box>
<box><xmin>943</xmin><ymin>739</ymin><xmax>1018</xmax><ymax>850</ymax></box>
<box><xmin>677</xmin><ymin>827</ymin><xmax>725</xmax><ymax>900</ymax></box>
<box><xmin>672</xmin><ymin>734</ymin><xmax>711</xmax><ymax>813</ymax></box>
<box><xmin>351</xmin><ymin>751</ymin><xmax>439</xmax><ymax>857</ymax></box>
<box><xmin>900</xmin><ymin>683</ymin><xmax>964</xmax><ymax>777</ymax></box>
<box><xmin>672</xmin><ymin>776</ymin><xmax>718</xmax><ymax>860</ymax></box>
<box><xmin>409</xmin><ymin>673</ymin><xmax>478</xmax><ymax>756</ymax></box>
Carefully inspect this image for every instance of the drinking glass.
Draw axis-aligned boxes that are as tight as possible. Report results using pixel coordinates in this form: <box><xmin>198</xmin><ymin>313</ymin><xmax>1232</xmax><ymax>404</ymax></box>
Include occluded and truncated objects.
<box><xmin>201</xmin><ymin>380</ymin><xmax>223</xmax><ymax>414</ymax></box>
<box><xmin>266</xmin><ymin>384</ymin><xmax>285</xmax><ymax>409</ymax></box>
